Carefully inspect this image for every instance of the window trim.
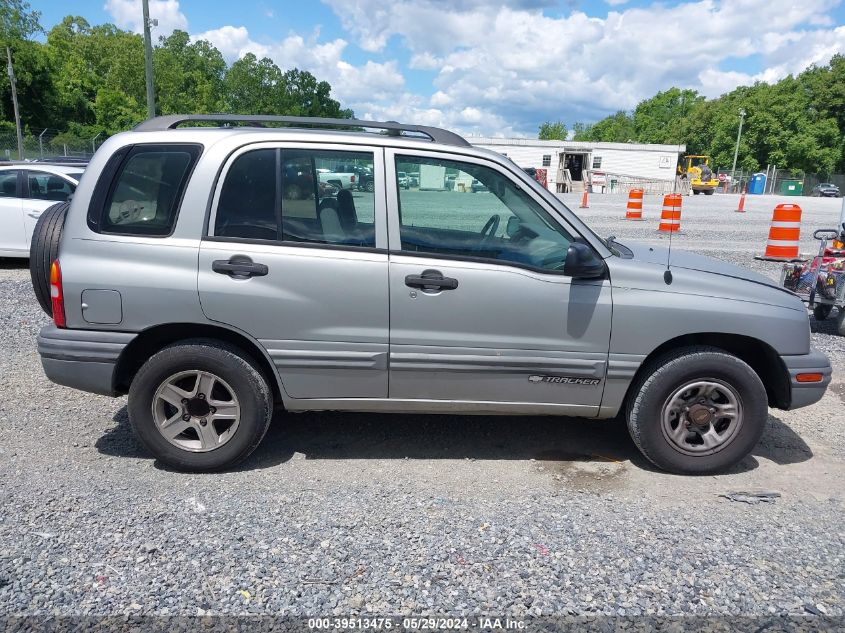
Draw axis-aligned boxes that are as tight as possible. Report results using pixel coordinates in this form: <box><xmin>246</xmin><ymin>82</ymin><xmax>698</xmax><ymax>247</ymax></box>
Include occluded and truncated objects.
<box><xmin>542</xmin><ymin>154</ymin><xmax>551</xmax><ymax>167</ymax></box>
<box><xmin>87</xmin><ymin>142</ymin><xmax>203</xmax><ymax>238</ymax></box>
<box><xmin>592</xmin><ymin>156</ymin><xmax>602</xmax><ymax>169</ymax></box>
<box><xmin>384</xmin><ymin>147</ymin><xmax>589</xmax><ymax>272</ymax></box>
<box><xmin>206</xmin><ymin>141</ymin><xmax>387</xmax><ymax>251</ymax></box>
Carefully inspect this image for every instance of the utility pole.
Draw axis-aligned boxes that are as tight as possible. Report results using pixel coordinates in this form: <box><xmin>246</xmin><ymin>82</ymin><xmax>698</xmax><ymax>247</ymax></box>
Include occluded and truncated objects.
<box><xmin>6</xmin><ymin>46</ymin><xmax>23</xmax><ymax>160</ymax></box>
<box><xmin>730</xmin><ymin>108</ymin><xmax>746</xmax><ymax>183</ymax></box>
<box><xmin>142</xmin><ymin>0</ymin><xmax>156</xmax><ymax>119</ymax></box>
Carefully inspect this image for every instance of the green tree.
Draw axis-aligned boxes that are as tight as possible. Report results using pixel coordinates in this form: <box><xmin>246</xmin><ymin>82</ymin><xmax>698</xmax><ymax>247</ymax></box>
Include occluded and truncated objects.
<box><xmin>0</xmin><ymin>0</ymin><xmax>53</xmax><ymax>130</ymax></box>
<box><xmin>632</xmin><ymin>88</ymin><xmax>704</xmax><ymax>145</ymax></box>
<box><xmin>538</xmin><ymin>120</ymin><xmax>567</xmax><ymax>140</ymax></box>
<box><xmin>154</xmin><ymin>30</ymin><xmax>225</xmax><ymax>114</ymax></box>
<box><xmin>0</xmin><ymin>0</ymin><xmax>41</xmax><ymax>43</ymax></box>
<box><xmin>579</xmin><ymin>111</ymin><xmax>635</xmax><ymax>143</ymax></box>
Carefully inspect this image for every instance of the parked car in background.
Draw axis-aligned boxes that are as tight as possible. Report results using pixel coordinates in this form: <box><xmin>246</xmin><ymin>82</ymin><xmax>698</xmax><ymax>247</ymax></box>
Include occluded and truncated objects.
<box><xmin>397</xmin><ymin>171</ymin><xmax>410</xmax><ymax>189</ymax></box>
<box><xmin>316</xmin><ymin>167</ymin><xmax>357</xmax><ymax>190</ymax></box>
<box><xmin>811</xmin><ymin>183</ymin><xmax>840</xmax><ymax>197</ymax></box>
<box><xmin>356</xmin><ymin>168</ymin><xmax>375</xmax><ymax>193</ymax></box>
<box><xmin>0</xmin><ymin>164</ymin><xmax>82</xmax><ymax>258</ymax></box>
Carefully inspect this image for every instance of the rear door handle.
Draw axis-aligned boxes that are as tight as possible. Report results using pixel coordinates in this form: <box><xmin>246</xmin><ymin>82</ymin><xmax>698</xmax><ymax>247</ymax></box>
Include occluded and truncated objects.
<box><xmin>405</xmin><ymin>269</ymin><xmax>458</xmax><ymax>291</ymax></box>
<box><xmin>212</xmin><ymin>255</ymin><xmax>268</xmax><ymax>279</ymax></box>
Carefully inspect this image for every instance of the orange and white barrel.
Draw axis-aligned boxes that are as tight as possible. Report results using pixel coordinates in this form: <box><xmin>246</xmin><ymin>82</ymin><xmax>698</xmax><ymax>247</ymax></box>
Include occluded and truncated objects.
<box><xmin>657</xmin><ymin>193</ymin><xmax>682</xmax><ymax>232</ymax></box>
<box><xmin>760</xmin><ymin>204</ymin><xmax>802</xmax><ymax>260</ymax></box>
<box><xmin>625</xmin><ymin>188</ymin><xmax>644</xmax><ymax>220</ymax></box>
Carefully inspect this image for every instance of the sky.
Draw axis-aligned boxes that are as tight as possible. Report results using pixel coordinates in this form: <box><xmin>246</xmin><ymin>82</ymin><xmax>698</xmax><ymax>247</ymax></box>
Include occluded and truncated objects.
<box><xmin>35</xmin><ymin>0</ymin><xmax>845</xmax><ymax>137</ymax></box>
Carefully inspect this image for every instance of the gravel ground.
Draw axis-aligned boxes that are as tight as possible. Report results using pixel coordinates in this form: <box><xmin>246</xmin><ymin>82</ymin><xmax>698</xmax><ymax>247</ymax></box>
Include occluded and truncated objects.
<box><xmin>0</xmin><ymin>193</ymin><xmax>844</xmax><ymax>626</ymax></box>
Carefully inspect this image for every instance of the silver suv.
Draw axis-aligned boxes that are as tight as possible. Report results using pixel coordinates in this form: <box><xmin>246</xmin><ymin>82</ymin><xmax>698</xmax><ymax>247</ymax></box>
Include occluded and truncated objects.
<box><xmin>32</xmin><ymin>115</ymin><xmax>831</xmax><ymax>473</ymax></box>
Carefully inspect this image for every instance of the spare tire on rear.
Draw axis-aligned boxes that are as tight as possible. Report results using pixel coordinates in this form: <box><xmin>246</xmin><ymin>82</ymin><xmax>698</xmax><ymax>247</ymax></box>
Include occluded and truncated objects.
<box><xmin>29</xmin><ymin>201</ymin><xmax>70</xmax><ymax>316</ymax></box>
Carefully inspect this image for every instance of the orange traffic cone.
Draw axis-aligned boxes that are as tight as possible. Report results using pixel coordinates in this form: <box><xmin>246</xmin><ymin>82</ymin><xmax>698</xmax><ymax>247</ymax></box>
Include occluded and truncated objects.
<box><xmin>735</xmin><ymin>189</ymin><xmax>746</xmax><ymax>213</ymax></box>
<box><xmin>625</xmin><ymin>188</ymin><xmax>644</xmax><ymax>220</ymax></box>
<box><xmin>755</xmin><ymin>204</ymin><xmax>803</xmax><ymax>261</ymax></box>
<box><xmin>657</xmin><ymin>193</ymin><xmax>682</xmax><ymax>232</ymax></box>
<box><xmin>580</xmin><ymin>189</ymin><xmax>589</xmax><ymax>209</ymax></box>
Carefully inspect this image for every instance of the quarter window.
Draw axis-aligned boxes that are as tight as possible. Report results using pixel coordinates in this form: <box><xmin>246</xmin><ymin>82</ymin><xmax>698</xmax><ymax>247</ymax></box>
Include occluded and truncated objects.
<box><xmin>27</xmin><ymin>171</ymin><xmax>75</xmax><ymax>202</ymax></box>
<box><xmin>97</xmin><ymin>144</ymin><xmax>200</xmax><ymax>235</ymax></box>
<box><xmin>214</xmin><ymin>149</ymin><xmax>375</xmax><ymax>248</ymax></box>
<box><xmin>395</xmin><ymin>155</ymin><xmax>574</xmax><ymax>271</ymax></box>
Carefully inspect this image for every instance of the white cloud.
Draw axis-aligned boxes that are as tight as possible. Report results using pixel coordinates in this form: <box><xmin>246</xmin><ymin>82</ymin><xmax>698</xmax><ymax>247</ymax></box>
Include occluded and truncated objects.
<box><xmin>104</xmin><ymin>0</ymin><xmax>188</xmax><ymax>35</ymax></box>
<box><xmin>321</xmin><ymin>0</ymin><xmax>845</xmax><ymax>135</ymax></box>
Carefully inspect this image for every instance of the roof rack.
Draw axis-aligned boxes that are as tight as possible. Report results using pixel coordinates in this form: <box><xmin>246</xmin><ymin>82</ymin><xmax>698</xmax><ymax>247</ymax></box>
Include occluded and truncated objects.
<box><xmin>133</xmin><ymin>114</ymin><xmax>471</xmax><ymax>147</ymax></box>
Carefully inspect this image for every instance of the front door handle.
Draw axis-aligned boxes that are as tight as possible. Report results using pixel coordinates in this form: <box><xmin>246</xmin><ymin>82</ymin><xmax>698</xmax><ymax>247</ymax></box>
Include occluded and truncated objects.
<box><xmin>405</xmin><ymin>269</ymin><xmax>459</xmax><ymax>291</ymax></box>
<box><xmin>212</xmin><ymin>255</ymin><xmax>268</xmax><ymax>279</ymax></box>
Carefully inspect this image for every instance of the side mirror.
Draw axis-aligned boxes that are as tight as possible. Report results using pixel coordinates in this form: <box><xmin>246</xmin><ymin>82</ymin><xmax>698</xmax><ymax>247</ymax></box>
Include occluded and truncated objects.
<box><xmin>563</xmin><ymin>242</ymin><xmax>605</xmax><ymax>278</ymax></box>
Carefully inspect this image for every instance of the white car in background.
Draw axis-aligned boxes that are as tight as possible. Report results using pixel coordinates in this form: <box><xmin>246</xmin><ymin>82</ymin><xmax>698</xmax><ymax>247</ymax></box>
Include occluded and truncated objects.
<box><xmin>0</xmin><ymin>164</ymin><xmax>83</xmax><ymax>258</ymax></box>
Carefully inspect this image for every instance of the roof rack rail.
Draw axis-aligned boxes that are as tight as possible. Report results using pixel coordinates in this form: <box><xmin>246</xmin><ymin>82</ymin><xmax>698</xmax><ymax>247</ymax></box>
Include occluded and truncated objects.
<box><xmin>133</xmin><ymin>114</ymin><xmax>471</xmax><ymax>147</ymax></box>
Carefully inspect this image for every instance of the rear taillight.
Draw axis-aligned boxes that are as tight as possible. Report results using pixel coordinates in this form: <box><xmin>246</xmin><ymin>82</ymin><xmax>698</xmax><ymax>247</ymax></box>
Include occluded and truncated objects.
<box><xmin>50</xmin><ymin>260</ymin><xmax>66</xmax><ymax>328</ymax></box>
<box><xmin>350</xmin><ymin>175</ymin><xmax>356</xmax><ymax>183</ymax></box>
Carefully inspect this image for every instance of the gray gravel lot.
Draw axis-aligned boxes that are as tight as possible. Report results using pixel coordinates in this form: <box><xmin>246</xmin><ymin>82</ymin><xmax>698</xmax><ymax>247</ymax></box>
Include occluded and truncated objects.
<box><xmin>0</xmin><ymin>193</ymin><xmax>843</xmax><ymax>623</ymax></box>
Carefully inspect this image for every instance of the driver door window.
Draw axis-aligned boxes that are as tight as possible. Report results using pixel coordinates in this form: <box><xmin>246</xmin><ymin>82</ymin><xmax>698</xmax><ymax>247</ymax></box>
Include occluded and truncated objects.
<box><xmin>395</xmin><ymin>155</ymin><xmax>573</xmax><ymax>271</ymax></box>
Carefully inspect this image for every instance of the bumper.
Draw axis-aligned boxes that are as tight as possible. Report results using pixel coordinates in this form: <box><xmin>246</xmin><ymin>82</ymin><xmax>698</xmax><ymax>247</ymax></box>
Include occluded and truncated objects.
<box><xmin>781</xmin><ymin>347</ymin><xmax>832</xmax><ymax>409</ymax></box>
<box><xmin>37</xmin><ymin>325</ymin><xmax>136</xmax><ymax>396</ymax></box>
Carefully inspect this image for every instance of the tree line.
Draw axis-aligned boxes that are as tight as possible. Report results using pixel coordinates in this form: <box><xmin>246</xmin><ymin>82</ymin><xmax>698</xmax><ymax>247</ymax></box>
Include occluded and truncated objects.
<box><xmin>0</xmin><ymin>1</ymin><xmax>353</xmax><ymax>145</ymax></box>
<box><xmin>540</xmin><ymin>55</ymin><xmax>845</xmax><ymax>176</ymax></box>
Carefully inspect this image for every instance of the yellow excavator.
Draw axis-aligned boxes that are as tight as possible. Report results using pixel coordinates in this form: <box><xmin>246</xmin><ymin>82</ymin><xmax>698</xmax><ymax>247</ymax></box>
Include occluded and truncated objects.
<box><xmin>679</xmin><ymin>155</ymin><xmax>719</xmax><ymax>195</ymax></box>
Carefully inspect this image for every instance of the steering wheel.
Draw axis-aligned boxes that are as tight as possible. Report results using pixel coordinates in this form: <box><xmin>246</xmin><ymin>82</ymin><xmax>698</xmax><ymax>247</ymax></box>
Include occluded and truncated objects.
<box><xmin>479</xmin><ymin>214</ymin><xmax>500</xmax><ymax>245</ymax></box>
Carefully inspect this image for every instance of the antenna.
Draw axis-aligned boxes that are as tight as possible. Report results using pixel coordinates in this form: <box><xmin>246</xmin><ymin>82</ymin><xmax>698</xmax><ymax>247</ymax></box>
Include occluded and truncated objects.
<box><xmin>664</xmin><ymin>216</ymin><xmax>674</xmax><ymax>285</ymax></box>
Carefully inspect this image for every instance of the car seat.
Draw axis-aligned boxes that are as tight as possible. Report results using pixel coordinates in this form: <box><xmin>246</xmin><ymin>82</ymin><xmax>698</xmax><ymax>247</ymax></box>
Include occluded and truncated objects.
<box><xmin>318</xmin><ymin>189</ymin><xmax>359</xmax><ymax>243</ymax></box>
<box><xmin>46</xmin><ymin>176</ymin><xmax>69</xmax><ymax>201</ymax></box>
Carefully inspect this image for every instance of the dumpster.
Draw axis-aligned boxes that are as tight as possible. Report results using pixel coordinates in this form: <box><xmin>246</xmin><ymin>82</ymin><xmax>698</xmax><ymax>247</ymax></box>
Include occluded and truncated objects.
<box><xmin>781</xmin><ymin>179</ymin><xmax>803</xmax><ymax>196</ymax></box>
<box><xmin>748</xmin><ymin>172</ymin><xmax>767</xmax><ymax>194</ymax></box>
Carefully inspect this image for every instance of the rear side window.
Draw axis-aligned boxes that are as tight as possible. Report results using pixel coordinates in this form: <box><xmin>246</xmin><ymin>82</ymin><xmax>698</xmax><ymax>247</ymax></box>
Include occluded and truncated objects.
<box><xmin>27</xmin><ymin>171</ymin><xmax>75</xmax><ymax>202</ymax></box>
<box><xmin>214</xmin><ymin>148</ymin><xmax>375</xmax><ymax>248</ymax></box>
<box><xmin>93</xmin><ymin>144</ymin><xmax>200</xmax><ymax>236</ymax></box>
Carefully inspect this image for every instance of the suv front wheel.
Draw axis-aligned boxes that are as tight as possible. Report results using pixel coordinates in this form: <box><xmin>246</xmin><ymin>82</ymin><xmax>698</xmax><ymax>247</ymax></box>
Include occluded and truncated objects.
<box><xmin>626</xmin><ymin>347</ymin><xmax>768</xmax><ymax>474</ymax></box>
<box><xmin>128</xmin><ymin>340</ymin><xmax>273</xmax><ymax>471</ymax></box>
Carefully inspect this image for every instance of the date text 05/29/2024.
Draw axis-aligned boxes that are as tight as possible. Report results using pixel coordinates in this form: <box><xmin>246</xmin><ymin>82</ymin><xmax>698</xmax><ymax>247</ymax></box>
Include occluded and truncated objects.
<box><xmin>308</xmin><ymin>617</ymin><xmax>526</xmax><ymax>630</ymax></box>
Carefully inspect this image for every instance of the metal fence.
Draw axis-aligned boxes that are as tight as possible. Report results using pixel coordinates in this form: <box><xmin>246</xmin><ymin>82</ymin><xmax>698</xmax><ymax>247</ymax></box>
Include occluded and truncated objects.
<box><xmin>717</xmin><ymin>169</ymin><xmax>844</xmax><ymax>196</ymax></box>
<box><xmin>0</xmin><ymin>129</ymin><xmax>104</xmax><ymax>161</ymax></box>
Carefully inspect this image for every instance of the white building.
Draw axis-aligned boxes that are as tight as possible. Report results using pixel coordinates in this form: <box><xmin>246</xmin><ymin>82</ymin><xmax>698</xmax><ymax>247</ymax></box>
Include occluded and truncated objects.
<box><xmin>469</xmin><ymin>137</ymin><xmax>687</xmax><ymax>195</ymax></box>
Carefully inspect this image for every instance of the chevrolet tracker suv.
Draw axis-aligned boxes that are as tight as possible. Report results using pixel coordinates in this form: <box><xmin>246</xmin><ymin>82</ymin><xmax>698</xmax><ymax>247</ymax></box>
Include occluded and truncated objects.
<box><xmin>31</xmin><ymin>115</ymin><xmax>831</xmax><ymax>473</ymax></box>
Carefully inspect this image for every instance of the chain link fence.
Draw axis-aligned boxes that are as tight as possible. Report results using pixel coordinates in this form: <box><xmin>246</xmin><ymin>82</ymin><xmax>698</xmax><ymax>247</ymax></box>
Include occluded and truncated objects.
<box><xmin>0</xmin><ymin>129</ymin><xmax>106</xmax><ymax>162</ymax></box>
<box><xmin>713</xmin><ymin>169</ymin><xmax>844</xmax><ymax>196</ymax></box>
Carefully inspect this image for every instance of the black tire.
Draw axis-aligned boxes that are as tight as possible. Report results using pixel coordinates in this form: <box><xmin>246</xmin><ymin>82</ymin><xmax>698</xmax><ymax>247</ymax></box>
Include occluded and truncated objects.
<box><xmin>626</xmin><ymin>346</ymin><xmax>768</xmax><ymax>475</ymax></box>
<box><xmin>813</xmin><ymin>304</ymin><xmax>832</xmax><ymax>321</ymax></box>
<box><xmin>29</xmin><ymin>201</ymin><xmax>70</xmax><ymax>316</ymax></box>
<box><xmin>704</xmin><ymin>189</ymin><xmax>715</xmax><ymax>195</ymax></box>
<box><xmin>365</xmin><ymin>180</ymin><xmax>375</xmax><ymax>193</ymax></box>
<box><xmin>836</xmin><ymin>309</ymin><xmax>845</xmax><ymax>337</ymax></box>
<box><xmin>692</xmin><ymin>189</ymin><xmax>700</xmax><ymax>195</ymax></box>
<box><xmin>128</xmin><ymin>339</ymin><xmax>273</xmax><ymax>472</ymax></box>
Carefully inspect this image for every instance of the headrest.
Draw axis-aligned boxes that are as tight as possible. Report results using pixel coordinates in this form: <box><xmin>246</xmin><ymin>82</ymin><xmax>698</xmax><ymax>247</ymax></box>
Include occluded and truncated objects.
<box><xmin>47</xmin><ymin>176</ymin><xmax>66</xmax><ymax>191</ymax></box>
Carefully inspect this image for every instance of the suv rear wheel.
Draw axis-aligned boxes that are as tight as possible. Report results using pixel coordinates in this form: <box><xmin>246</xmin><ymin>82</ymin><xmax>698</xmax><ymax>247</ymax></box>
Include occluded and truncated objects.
<box><xmin>626</xmin><ymin>347</ymin><xmax>768</xmax><ymax>474</ymax></box>
<box><xmin>128</xmin><ymin>340</ymin><xmax>273</xmax><ymax>471</ymax></box>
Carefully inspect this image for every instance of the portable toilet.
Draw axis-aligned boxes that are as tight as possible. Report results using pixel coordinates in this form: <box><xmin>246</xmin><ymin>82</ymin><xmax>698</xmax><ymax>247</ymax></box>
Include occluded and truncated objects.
<box><xmin>748</xmin><ymin>172</ymin><xmax>767</xmax><ymax>194</ymax></box>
